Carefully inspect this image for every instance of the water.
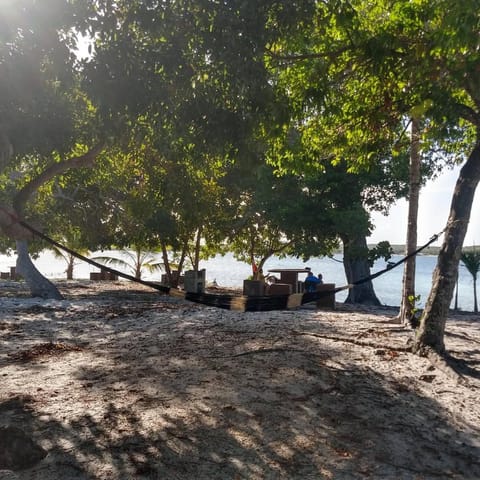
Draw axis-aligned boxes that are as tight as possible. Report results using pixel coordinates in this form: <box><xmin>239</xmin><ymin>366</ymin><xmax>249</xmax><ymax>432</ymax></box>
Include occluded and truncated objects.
<box><xmin>0</xmin><ymin>250</ymin><xmax>477</xmax><ymax>312</ymax></box>
<box><xmin>200</xmin><ymin>253</ymin><xmax>476</xmax><ymax>311</ymax></box>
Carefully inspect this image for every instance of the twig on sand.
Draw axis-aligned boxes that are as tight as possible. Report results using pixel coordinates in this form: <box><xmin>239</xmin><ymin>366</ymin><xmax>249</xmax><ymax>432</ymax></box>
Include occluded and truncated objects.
<box><xmin>206</xmin><ymin>347</ymin><xmax>326</xmax><ymax>359</ymax></box>
<box><xmin>232</xmin><ymin>347</ymin><xmax>317</xmax><ymax>357</ymax></box>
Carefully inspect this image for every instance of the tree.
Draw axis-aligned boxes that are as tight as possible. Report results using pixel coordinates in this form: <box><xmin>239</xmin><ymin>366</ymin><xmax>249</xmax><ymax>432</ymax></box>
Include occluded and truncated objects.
<box><xmin>262</xmin><ymin>1</ymin><xmax>417</xmax><ymax>304</ymax></box>
<box><xmin>264</xmin><ymin>122</ymin><xmax>409</xmax><ymax>305</ymax></box>
<box><xmin>75</xmin><ymin>0</ymin><xmax>287</xmax><ymax>279</ymax></box>
<box><xmin>391</xmin><ymin>0</ymin><xmax>480</xmax><ymax>353</ymax></box>
<box><xmin>460</xmin><ymin>249</ymin><xmax>480</xmax><ymax>314</ymax></box>
<box><xmin>265</xmin><ymin>0</ymin><xmax>479</xmax><ymax>351</ymax></box>
<box><xmin>222</xmin><ymin>157</ymin><xmax>340</xmax><ymax>279</ymax></box>
<box><xmin>51</xmin><ymin>230</ymin><xmax>91</xmax><ymax>280</ymax></box>
<box><xmin>91</xmin><ymin>248</ymin><xmax>164</xmax><ymax>280</ymax></box>
<box><xmin>0</xmin><ymin>0</ymin><xmax>104</xmax><ymax>298</ymax></box>
<box><xmin>51</xmin><ymin>103</ymin><xmax>238</xmax><ymax>285</ymax></box>
<box><xmin>398</xmin><ymin>118</ymin><xmax>422</xmax><ymax>325</ymax></box>
<box><xmin>221</xmin><ymin>165</ymin><xmax>298</xmax><ymax>276</ymax></box>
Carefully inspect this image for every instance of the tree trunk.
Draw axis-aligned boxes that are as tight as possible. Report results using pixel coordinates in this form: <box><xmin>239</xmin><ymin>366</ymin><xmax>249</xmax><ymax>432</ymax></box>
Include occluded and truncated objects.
<box><xmin>193</xmin><ymin>227</ymin><xmax>202</xmax><ymax>271</ymax></box>
<box><xmin>15</xmin><ymin>240</ymin><xmax>63</xmax><ymax>299</ymax></box>
<box><xmin>134</xmin><ymin>250</ymin><xmax>142</xmax><ymax>279</ymax></box>
<box><xmin>399</xmin><ymin>118</ymin><xmax>421</xmax><ymax>326</ymax></box>
<box><xmin>66</xmin><ymin>255</ymin><xmax>74</xmax><ymax>280</ymax></box>
<box><xmin>414</xmin><ymin>141</ymin><xmax>480</xmax><ymax>353</ymax></box>
<box><xmin>454</xmin><ymin>279</ymin><xmax>459</xmax><ymax>310</ymax></box>
<box><xmin>342</xmin><ymin>235</ymin><xmax>381</xmax><ymax>306</ymax></box>
<box><xmin>172</xmin><ymin>238</ymin><xmax>188</xmax><ymax>288</ymax></box>
<box><xmin>160</xmin><ymin>240</ymin><xmax>172</xmax><ymax>278</ymax></box>
<box><xmin>473</xmin><ymin>277</ymin><xmax>478</xmax><ymax>314</ymax></box>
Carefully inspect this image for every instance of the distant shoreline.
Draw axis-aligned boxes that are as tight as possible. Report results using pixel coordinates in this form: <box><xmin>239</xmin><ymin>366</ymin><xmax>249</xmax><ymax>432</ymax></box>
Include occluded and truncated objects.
<box><xmin>368</xmin><ymin>244</ymin><xmax>478</xmax><ymax>256</ymax></box>
<box><xmin>385</xmin><ymin>245</ymin><xmax>441</xmax><ymax>256</ymax></box>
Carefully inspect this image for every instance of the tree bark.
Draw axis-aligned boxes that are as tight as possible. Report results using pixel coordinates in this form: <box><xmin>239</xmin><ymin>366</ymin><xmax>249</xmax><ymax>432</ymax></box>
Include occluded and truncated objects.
<box><xmin>342</xmin><ymin>235</ymin><xmax>381</xmax><ymax>306</ymax></box>
<box><xmin>135</xmin><ymin>250</ymin><xmax>142</xmax><ymax>279</ymax></box>
<box><xmin>193</xmin><ymin>227</ymin><xmax>202</xmax><ymax>271</ymax></box>
<box><xmin>414</xmin><ymin>141</ymin><xmax>480</xmax><ymax>353</ymax></box>
<box><xmin>399</xmin><ymin>118</ymin><xmax>421</xmax><ymax>326</ymax></box>
<box><xmin>474</xmin><ymin>277</ymin><xmax>478</xmax><ymax>313</ymax></box>
<box><xmin>160</xmin><ymin>240</ymin><xmax>172</xmax><ymax>280</ymax></box>
<box><xmin>15</xmin><ymin>240</ymin><xmax>64</xmax><ymax>299</ymax></box>
<box><xmin>177</xmin><ymin>239</ymin><xmax>188</xmax><ymax>280</ymax></box>
<box><xmin>66</xmin><ymin>255</ymin><xmax>74</xmax><ymax>280</ymax></box>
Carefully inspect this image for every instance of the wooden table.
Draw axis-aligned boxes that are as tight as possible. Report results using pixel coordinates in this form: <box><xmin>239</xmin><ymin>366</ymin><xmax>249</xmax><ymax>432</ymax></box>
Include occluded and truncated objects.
<box><xmin>267</xmin><ymin>268</ymin><xmax>310</xmax><ymax>294</ymax></box>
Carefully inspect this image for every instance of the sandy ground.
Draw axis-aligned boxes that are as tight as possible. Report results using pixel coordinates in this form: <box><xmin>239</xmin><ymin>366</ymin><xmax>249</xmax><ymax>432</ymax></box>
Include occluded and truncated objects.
<box><xmin>0</xmin><ymin>280</ymin><xmax>480</xmax><ymax>480</ymax></box>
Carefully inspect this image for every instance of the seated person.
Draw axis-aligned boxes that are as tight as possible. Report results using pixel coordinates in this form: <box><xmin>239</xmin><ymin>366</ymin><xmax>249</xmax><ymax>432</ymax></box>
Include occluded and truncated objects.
<box><xmin>304</xmin><ymin>271</ymin><xmax>321</xmax><ymax>292</ymax></box>
<box><xmin>265</xmin><ymin>274</ymin><xmax>278</xmax><ymax>284</ymax></box>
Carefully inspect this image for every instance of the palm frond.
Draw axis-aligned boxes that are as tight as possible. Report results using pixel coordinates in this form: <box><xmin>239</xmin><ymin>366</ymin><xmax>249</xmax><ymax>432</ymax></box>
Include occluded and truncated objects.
<box><xmin>90</xmin><ymin>256</ymin><xmax>131</xmax><ymax>271</ymax></box>
<box><xmin>144</xmin><ymin>263</ymin><xmax>165</xmax><ymax>274</ymax></box>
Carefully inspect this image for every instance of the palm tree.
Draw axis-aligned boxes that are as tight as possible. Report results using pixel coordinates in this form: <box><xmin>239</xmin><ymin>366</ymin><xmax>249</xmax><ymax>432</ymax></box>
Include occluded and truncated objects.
<box><xmin>460</xmin><ymin>249</ymin><xmax>480</xmax><ymax>313</ymax></box>
<box><xmin>91</xmin><ymin>246</ymin><xmax>165</xmax><ymax>280</ymax></box>
<box><xmin>51</xmin><ymin>231</ymin><xmax>90</xmax><ymax>280</ymax></box>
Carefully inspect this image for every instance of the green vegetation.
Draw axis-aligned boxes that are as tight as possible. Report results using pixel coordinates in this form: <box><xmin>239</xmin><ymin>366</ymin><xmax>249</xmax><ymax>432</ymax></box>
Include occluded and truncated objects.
<box><xmin>0</xmin><ymin>0</ymin><xmax>479</xmax><ymax>353</ymax></box>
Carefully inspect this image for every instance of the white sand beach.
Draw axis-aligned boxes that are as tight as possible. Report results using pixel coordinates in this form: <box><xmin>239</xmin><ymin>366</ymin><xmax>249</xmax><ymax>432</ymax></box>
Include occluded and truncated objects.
<box><xmin>1</xmin><ymin>280</ymin><xmax>479</xmax><ymax>479</ymax></box>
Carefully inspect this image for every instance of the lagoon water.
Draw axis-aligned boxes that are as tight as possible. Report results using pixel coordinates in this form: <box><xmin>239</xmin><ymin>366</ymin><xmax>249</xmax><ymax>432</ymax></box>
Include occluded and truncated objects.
<box><xmin>0</xmin><ymin>250</ymin><xmax>477</xmax><ymax>312</ymax></box>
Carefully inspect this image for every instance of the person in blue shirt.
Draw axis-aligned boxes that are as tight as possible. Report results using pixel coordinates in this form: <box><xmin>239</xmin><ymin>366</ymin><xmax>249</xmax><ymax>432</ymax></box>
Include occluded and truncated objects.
<box><xmin>304</xmin><ymin>271</ymin><xmax>321</xmax><ymax>292</ymax></box>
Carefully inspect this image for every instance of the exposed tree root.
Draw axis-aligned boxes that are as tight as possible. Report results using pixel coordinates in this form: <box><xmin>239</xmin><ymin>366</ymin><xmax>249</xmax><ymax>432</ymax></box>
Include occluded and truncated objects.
<box><xmin>291</xmin><ymin>330</ymin><xmax>413</xmax><ymax>352</ymax></box>
<box><xmin>416</xmin><ymin>346</ymin><xmax>480</xmax><ymax>386</ymax></box>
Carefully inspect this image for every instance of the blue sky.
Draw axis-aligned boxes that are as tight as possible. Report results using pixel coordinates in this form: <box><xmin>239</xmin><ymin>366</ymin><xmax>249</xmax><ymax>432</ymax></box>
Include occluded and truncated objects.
<box><xmin>368</xmin><ymin>165</ymin><xmax>480</xmax><ymax>246</ymax></box>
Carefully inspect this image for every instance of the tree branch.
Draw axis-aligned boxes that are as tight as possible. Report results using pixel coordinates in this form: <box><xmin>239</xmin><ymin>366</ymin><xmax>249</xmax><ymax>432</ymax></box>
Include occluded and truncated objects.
<box><xmin>266</xmin><ymin>45</ymin><xmax>351</xmax><ymax>64</ymax></box>
<box><xmin>13</xmin><ymin>142</ymin><xmax>104</xmax><ymax>215</ymax></box>
<box><xmin>292</xmin><ymin>330</ymin><xmax>412</xmax><ymax>352</ymax></box>
<box><xmin>455</xmin><ymin>102</ymin><xmax>480</xmax><ymax>127</ymax></box>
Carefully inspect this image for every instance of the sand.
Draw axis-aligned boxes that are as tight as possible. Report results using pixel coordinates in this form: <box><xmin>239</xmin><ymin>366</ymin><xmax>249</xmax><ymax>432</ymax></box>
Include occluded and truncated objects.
<box><xmin>1</xmin><ymin>280</ymin><xmax>479</xmax><ymax>479</ymax></box>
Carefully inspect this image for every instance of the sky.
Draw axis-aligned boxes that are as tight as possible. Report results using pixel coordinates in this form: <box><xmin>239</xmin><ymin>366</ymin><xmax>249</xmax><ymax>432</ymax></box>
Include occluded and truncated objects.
<box><xmin>367</xmin><ymin>165</ymin><xmax>480</xmax><ymax>246</ymax></box>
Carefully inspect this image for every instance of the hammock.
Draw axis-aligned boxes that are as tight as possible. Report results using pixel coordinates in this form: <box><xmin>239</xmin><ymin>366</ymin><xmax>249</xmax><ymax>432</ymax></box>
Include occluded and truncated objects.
<box><xmin>16</xmin><ymin>218</ymin><xmax>443</xmax><ymax>312</ymax></box>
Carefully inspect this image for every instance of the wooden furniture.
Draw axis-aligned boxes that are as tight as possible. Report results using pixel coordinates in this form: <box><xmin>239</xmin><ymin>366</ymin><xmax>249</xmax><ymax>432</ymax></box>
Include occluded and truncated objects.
<box><xmin>267</xmin><ymin>268</ymin><xmax>310</xmax><ymax>294</ymax></box>
<box><xmin>267</xmin><ymin>283</ymin><xmax>292</xmax><ymax>295</ymax></box>
<box><xmin>90</xmin><ymin>270</ymin><xmax>118</xmax><ymax>281</ymax></box>
<box><xmin>243</xmin><ymin>279</ymin><xmax>266</xmax><ymax>296</ymax></box>
<box><xmin>316</xmin><ymin>283</ymin><xmax>336</xmax><ymax>309</ymax></box>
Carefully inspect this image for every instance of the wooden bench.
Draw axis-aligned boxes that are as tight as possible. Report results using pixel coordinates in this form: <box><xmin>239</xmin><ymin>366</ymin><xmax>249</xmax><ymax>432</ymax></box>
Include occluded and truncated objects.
<box><xmin>316</xmin><ymin>283</ymin><xmax>336</xmax><ymax>309</ymax></box>
<box><xmin>267</xmin><ymin>283</ymin><xmax>292</xmax><ymax>295</ymax></box>
<box><xmin>90</xmin><ymin>270</ymin><xmax>118</xmax><ymax>281</ymax></box>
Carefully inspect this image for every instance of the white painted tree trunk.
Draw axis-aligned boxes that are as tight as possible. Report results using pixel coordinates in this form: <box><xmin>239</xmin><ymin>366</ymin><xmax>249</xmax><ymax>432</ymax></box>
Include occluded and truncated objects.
<box><xmin>15</xmin><ymin>240</ymin><xmax>63</xmax><ymax>299</ymax></box>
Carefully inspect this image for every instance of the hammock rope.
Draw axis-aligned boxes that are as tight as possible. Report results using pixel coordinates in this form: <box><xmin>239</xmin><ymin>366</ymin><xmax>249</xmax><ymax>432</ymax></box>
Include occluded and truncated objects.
<box><xmin>15</xmin><ymin>218</ymin><xmax>444</xmax><ymax>312</ymax></box>
<box><xmin>15</xmin><ymin>219</ymin><xmax>171</xmax><ymax>294</ymax></box>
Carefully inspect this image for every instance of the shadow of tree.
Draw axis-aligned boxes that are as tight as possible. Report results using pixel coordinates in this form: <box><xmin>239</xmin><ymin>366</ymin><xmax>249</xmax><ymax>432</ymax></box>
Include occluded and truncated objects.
<box><xmin>1</xmin><ymin>293</ymin><xmax>480</xmax><ymax>479</ymax></box>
